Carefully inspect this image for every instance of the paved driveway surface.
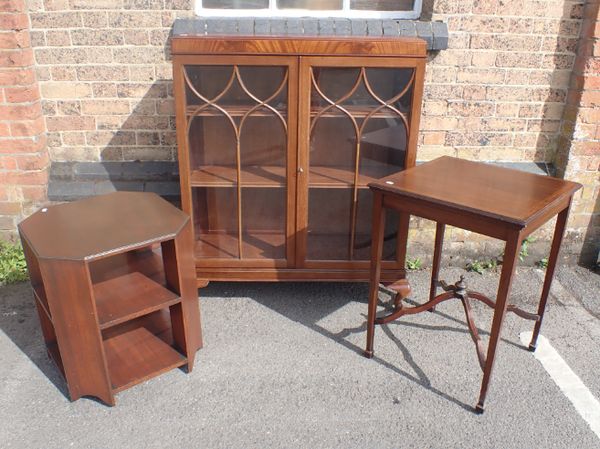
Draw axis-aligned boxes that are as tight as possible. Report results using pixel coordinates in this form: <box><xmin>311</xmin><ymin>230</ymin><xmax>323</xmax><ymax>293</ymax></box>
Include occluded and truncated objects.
<box><xmin>1</xmin><ymin>266</ymin><xmax>599</xmax><ymax>448</ymax></box>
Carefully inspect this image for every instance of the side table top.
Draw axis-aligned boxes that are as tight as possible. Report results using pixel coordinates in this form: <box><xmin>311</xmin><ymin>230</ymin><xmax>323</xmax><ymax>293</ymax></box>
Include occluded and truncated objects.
<box><xmin>369</xmin><ymin>156</ymin><xmax>582</xmax><ymax>226</ymax></box>
<box><xmin>19</xmin><ymin>192</ymin><xmax>189</xmax><ymax>261</ymax></box>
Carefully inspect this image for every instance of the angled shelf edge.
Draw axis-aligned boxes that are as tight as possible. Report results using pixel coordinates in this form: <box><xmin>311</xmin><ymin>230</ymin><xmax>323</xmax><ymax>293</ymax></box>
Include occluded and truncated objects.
<box><xmin>93</xmin><ymin>271</ymin><xmax>181</xmax><ymax>330</ymax></box>
<box><xmin>104</xmin><ymin>327</ymin><xmax>187</xmax><ymax>393</ymax></box>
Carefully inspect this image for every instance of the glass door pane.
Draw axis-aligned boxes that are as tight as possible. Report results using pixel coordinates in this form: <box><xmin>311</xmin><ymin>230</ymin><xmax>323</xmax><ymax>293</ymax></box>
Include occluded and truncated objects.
<box><xmin>306</xmin><ymin>64</ymin><xmax>414</xmax><ymax>261</ymax></box>
<box><xmin>184</xmin><ymin>63</ymin><xmax>289</xmax><ymax>261</ymax></box>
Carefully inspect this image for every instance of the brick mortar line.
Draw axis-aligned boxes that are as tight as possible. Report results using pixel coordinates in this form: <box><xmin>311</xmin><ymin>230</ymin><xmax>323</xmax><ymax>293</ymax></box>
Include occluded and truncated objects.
<box><xmin>0</xmin><ymin>84</ymin><xmax>40</xmax><ymax>89</ymax></box>
<box><xmin>429</xmin><ymin>67</ymin><xmax>572</xmax><ymax>71</ymax></box>
<box><xmin>436</xmin><ymin>17</ymin><xmax>583</xmax><ymax>22</ymax></box>
<box><xmin>0</xmin><ymin>138</ymin><xmax>44</xmax><ymax>143</ymax></box>
<box><xmin>0</xmin><ymin>99</ymin><xmax>42</xmax><ymax>106</ymax></box>
<box><xmin>430</xmin><ymin>83</ymin><xmax>570</xmax><ymax>89</ymax></box>
<box><xmin>0</xmin><ymin>48</ymin><xmax>34</xmax><ymax>53</ymax></box>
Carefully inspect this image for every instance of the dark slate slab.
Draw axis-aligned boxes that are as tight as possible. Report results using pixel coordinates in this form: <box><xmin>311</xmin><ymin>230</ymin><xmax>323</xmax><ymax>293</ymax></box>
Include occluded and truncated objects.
<box><xmin>318</xmin><ymin>19</ymin><xmax>335</xmax><ymax>36</ymax></box>
<box><xmin>333</xmin><ymin>18</ymin><xmax>351</xmax><ymax>36</ymax></box>
<box><xmin>144</xmin><ymin>182</ymin><xmax>182</xmax><ymax>196</ymax></box>
<box><xmin>48</xmin><ymin>181</ymin><xmax>95</xmax><ymax>201</ymax></box>
<box><xmin>366</xmin><ymin>19</ymin><xmax>383</xmax><ymax>36</ymax></box>
<box><xmin>48</xmin><ymin>161</ymin><xmax>181</xmax><ymax>201</ymax></box>
<box><xmin>254</xmin><ymin>18</ymin><xmax>271</xmax><ymax>35</ymax></box>
<box><xmin>398</xmin><ymin>20</ymin><xmax>417</xmax><ymax>37</ymax></box>
<box><xmin>350</xmin><ymin>19</ymin><xmax>367</xmax><ymax>36</ymax></box>
<box><xmin>270</xmin><ymin>19</ymin><xmax>286</xmax><ymax>35</ymax></box>
<box><xmin>237</xmin><ymin>18</ymin><xmax>255</xmax><ymax>34</ymax></box>
<box><xmin>432</xmin><ymin>21</ymin><xmax>449</xmax><ymax>50</ymax></box>
<box><xmin>415</xmin><ymin>21</ymin><xmax>433</xmax><ymax>49</ymax></box>
<box><xmin>300</xmin><ymin>18</ymin><xmax>319</xmax><ymax>35</ymax></box>
<box><xmin>49</xmin><ymin>160</ymin><xmax>554</xmax><ymax>203</ymax></box>
<box><xmin>382</xmin><ymin>20</ymin><xmax>399</xmax><ymax>37</ymax></box>
<box><xmin>172</xmin><ymin>18</ymin><xmax>449</xmax><ymax>50</ymax></box>
<box><xmin>206</xmin><ymin>17</ymin><xmax>237</xmax><ymax>34</ymax></box>
<box><xmin>286</xmin><ymin>18</ymin><xmax>303</xmax><ymax>35</ymax></box>
<box><xmin>94</xmin><ymin>180</ymin><xmax>145</xmax><ymax>195</ymax></box>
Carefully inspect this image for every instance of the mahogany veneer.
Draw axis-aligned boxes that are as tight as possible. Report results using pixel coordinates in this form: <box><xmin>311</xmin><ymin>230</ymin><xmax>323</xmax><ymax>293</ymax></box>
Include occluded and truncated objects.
<box><xmin>365</xmin><ymin>156</ymin><xmax>582</xmax><ymax>413</ymax></box>
<box><xmin>172</xmin><ymin>35</ymin><xmax>427</xmax><ymax>284</ymax></box>
<box><xmin>19</xmin><ymin>192</ymin><xmax>203</xmax><ymax>406</ymax></box>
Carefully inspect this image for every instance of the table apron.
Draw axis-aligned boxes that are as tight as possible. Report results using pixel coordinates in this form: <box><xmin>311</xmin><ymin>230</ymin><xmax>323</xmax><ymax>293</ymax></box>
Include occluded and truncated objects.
<box><xmin>382</xmin><ymin>194</ymin><xmax>521</xmax><ymax>241</ymax></box>
<box><xmin>520</xmin><ymin>195</ymin><xmax>572</xmax><ymax>239</ymax></box>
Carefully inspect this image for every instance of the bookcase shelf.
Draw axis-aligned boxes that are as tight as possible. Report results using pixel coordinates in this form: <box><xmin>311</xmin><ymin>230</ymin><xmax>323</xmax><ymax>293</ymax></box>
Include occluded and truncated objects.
<box><xmin>19</xmin><ymin>192</ymin><xmax>203</xmax><ymax>406</ymax></box>
<box><xmin>93</xmin><ymin>272</ymin><xmax>181</xmax><ymax>330</ymax></box>
<box><xmin>189</xmin><ymin>164</ymin><xmax>394</xmax><ymax>189</ymax></box>
<box><xmin>173</xmin><ymin>35</ymin><xmax>426</xmax><ymax>282</ymax></box>
<box><xmin>190</xmin><ymin>165</ymin><xmax>285</xmax><ymax>188</ymax></box>
<box><xmin>104</xmin><ymin>327</ymin><xmax>187</xmax><ymax>393</ymax></box>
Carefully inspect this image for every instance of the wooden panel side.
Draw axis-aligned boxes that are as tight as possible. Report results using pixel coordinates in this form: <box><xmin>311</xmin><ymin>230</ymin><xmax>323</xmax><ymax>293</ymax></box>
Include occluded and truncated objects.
<box><xmin>163</xmin><ymin>220</ymin><xmax>203</xmax><ymax>370</ymax></box>
<box><xmin>39</xmin><ymin>259</ymin><xmax>114</xmax><ymax>405</ymax></box>
<box><xmin>173</xmin><ymin>57</ymin><xmax>194</xmax><ymax>222</ymax></box>
<box><xmin>286</xmin><ymin>55</ymin><xmax>299</xmax><ymax>268</ymax></box>
<box><xmin>405</xmin><ymin>58</ymin><xmax>425</xmax><ymax>169</ymax></box>
<box><xmin>295</xmin><ymin>56</ymin><xmax>311</xmax><ymax>268</ymax></box>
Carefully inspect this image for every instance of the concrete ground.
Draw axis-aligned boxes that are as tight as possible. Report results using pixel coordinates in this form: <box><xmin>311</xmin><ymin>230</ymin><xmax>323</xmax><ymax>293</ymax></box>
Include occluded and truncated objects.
<box><xmin>1</xmin><ymin>266</ymin><xmax>599</xmax><ymax>448</ymax></box>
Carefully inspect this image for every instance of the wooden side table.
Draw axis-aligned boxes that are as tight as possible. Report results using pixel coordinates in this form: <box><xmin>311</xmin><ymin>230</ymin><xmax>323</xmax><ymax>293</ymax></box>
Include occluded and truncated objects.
<box><xmin>18</xmin><ymin>192</ymin><xmax>203</xmax><ymax>406</ymax></box>
<box><xmin>365</xmin><ymin>156</ymin><xmax>581</xmax><ymax>413</ymax></box>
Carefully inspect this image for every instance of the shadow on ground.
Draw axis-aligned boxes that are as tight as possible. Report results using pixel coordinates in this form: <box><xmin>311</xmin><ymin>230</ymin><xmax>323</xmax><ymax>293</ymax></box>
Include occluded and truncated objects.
<box><xmin>0</xmin><ymin>282</ymin><xmax>69</xmax><ymax>399</ymax></box>
<box><xmin>200</xmin><ymin>268</ymin><xmax>538</xmax><ymax>412</ymax></box>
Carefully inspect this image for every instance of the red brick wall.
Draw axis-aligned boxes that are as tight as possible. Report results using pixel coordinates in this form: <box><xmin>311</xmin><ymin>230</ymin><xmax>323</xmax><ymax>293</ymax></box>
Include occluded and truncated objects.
<box><xmin>411</xmin><ymin>0</ymin><xmax>590</xmax><ymax>260</ymax></box>
<box><xmin>29</xmin><ymin>1</ymin><xmax>192</xmax><ymax>164</ymax></box>
<box><xmin>556</xmin><ymin>0</ymin><xmax>600</xmax><ymax>263</ymax></box>
<box><xmin>420</xmin><ymin>0</ymin><xmax>584</xmax><ymax>163</ymax></box>
<box><xmin>0</xmin><ymin>0</ymin><xmax>48</xmax><ymax>238</ymax></box>
<box><xmin>0</xmin><ymin>0</ymin><xmax>599</xmax><ymax>263</ymax></box>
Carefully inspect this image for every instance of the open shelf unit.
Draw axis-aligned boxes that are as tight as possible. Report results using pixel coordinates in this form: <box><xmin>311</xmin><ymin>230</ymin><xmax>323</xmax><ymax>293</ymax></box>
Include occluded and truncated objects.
<box><xmin>173</xmin><ymin>36</ymin><xmax>426</xmax><ymax>282</ymax></box>
<box><xmin>88</xmin><ymin>249</ymin><xmax>192</xmax><ymax>400</ymax></box>
<box><xmin>19</xmin><ymin>192</ymin><xmax>203</xmax><ymax>406</ymax></box>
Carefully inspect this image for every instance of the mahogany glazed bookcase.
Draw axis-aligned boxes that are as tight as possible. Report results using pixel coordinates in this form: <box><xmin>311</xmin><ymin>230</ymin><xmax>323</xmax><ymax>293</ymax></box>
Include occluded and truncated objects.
<box><xmin>172</xmin><ymin>35</ymin><xmax>426</xmax><ymax>284</ymax></box>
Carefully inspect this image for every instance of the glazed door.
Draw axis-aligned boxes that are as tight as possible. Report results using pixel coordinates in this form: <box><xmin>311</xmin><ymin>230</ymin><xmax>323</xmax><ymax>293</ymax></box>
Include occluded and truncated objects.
<box><xmin>174</xmin><ymin>55</ymin><xmax>298</xmax><ymax>268</ymax></box>
<box><xmin>297</xmin><ymin>56</ymin><xmax>424</xmax><ymax>269</ymax></box>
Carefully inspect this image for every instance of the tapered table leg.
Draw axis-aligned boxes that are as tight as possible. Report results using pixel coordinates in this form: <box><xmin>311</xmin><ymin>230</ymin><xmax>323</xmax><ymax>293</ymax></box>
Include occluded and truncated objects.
<box><xmin>396</xmin><ymin>212</ymin><xmax>410</xmax><ymax>273</ymax></box>
<box><xmin>529</xmin><ymin>204</ymin><xmax>571</xmax><ymax>351</ymax></box>
<box><xmin>476</xmin><ymin>232</ymin><xmax>522</xmax><ymax>414</ymax></box>
<box><xmin>429</xmin><ymin>222</ymin><xmax>445</xmax><ymax>311</ymax></box>
<box><xmin>393</xmin><ymin>212</ymin><xmax>411</xmax><ymax>309</ymax></box>
<box><xmin>365</xmin><ymin>191</ymin><xmax>386</xmax><ymax>359</ymax></box>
